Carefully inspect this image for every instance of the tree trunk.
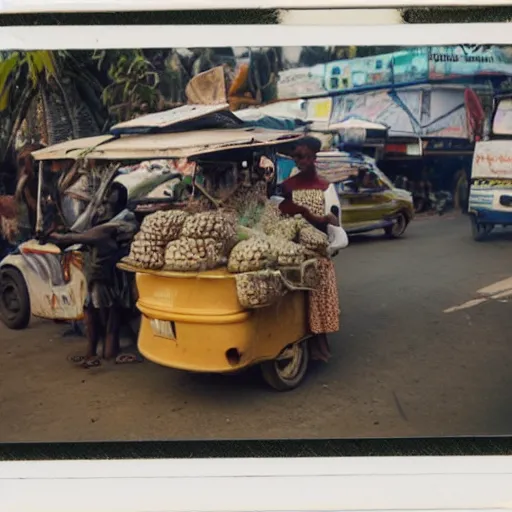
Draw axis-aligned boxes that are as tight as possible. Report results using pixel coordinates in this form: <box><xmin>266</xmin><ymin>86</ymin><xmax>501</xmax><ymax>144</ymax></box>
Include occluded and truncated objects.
<box><xmin>2</xmin><ymin>85</ymin><xmax>37</xmax><ymax>162</ymax></box>
<box><xmin>61</xmin><ymin>78</ymin><xmax>101</xmax><ymax>138</ymax></box>
<box><xmin>51</xmin><ymin>76</ymin><xmax>80</xmax><ymax>140</ymax></box>
<box><xmin>41</xmin><ymin>82</ymin><xmax>70</xmax><ymax>145</ymax></box>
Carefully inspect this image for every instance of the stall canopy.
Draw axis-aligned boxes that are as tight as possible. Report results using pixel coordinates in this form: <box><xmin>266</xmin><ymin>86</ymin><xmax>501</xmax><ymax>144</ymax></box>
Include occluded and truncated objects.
<box><xmin>32</xmin><ymin>127</ymin><xmax>303</xmax><ymax>162</ymax></box>
<box><xmin>30</xmin><ymin>135</ymin><xmax>116</xmax><ymax>161</ymax></box>
<box><xmin>32</xmin><ymin>102</ymin><xmax>308</xmax><ymax>162</ymax></box>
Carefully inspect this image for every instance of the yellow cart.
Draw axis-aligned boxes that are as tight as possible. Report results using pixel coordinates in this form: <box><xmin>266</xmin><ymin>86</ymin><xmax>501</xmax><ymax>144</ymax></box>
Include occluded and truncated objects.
<box><xmin>23</xmin><ymin>104</ymin><xmax>310</xmax><ymax>387</ymax></box>
<box><xmin>118</xmin><ymin>262</ymin><xmax>313</xmax><ymax>391</ymax></box>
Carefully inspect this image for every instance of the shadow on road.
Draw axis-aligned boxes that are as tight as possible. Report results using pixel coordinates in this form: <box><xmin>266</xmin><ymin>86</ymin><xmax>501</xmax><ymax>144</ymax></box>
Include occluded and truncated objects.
<box><xmin>348</xmin><ymin>233</ymin><xmax>409</xmax><ymax>245</ymax></box>
<box><xmin>163</xmin><ymin>357</ymin><xmax>329</xmax><ymax>396</ymax></box>
<box><xmin>476</xmin><ymin>228</ymin><xmax>512</xmax><ymax>243</ymax></box>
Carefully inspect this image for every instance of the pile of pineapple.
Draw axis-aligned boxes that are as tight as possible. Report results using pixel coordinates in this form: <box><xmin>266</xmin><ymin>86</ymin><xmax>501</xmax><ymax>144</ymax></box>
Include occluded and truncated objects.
<box><xmin>126</xmin><ymin>189</ymin><xmax>330</xmax><ymax>308</ymax></box>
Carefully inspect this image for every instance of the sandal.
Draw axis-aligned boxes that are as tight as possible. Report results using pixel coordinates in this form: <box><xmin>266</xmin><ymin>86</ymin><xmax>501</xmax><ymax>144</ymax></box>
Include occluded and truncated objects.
<box><xmin>115</xmin><ymin>353</ymin><xmax>144</xmax><ymax>365</ymax></box>
<box><xmin>80</xmin><ymin>357</ymin><xmax>101</xmax><ymax>369</ymax></box>
<box><xmin>68</xmin><ymin>354</ymin><xmax>101</xmax><ymax>368</ymax></box>
<box><xmin>67</xmin><ymin>354</ymin><xmax>86</xmax><ymax>364</ymax></box>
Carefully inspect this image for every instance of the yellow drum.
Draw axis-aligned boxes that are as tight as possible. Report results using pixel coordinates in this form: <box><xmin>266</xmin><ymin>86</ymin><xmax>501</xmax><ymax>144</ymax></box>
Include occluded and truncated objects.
<box><xmin>118</xmin><ymin>263</ymin><xmax>312</xmax><ymax>390</ymax></box>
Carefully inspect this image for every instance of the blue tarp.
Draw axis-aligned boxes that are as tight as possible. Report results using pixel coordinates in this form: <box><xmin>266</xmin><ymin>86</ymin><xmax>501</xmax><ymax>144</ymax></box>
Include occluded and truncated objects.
<box><xmin>234</xmin><ymin>109</ymin><xmax>308</xmax><ymax>132</ymax></box>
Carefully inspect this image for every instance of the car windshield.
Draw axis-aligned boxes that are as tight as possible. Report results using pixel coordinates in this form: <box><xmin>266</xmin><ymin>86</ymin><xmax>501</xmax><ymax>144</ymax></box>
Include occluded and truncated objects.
<box><xmin>492</xmin><ymin>97</ymin><xmax>512</xmax><ymax>136</ymax></box>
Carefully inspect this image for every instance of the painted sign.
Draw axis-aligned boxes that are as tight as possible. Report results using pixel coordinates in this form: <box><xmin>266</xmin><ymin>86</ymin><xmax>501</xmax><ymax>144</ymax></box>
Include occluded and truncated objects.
<box><xmin>276</xmin><ymin>46</ymin><xmax>512</xmax><ymax>101</ymax></box>
<box><xmin>472</xmin><ymin>140</ymin><xmax>512</xmax><ymax>179</ymax></box>
<box><xmin>325</xmin><ymin>49</ymin><xmax>429</xmax><ymax>94</ymax></box>
<box><xmin>469</xmin><ymin>180</ymin><xmax>512</xmax><ymax>217</ymax></box>
<box><xmin>277</xmin><ymin>64</ymin><xmax>326</xmax><ymax>100</ymax></box>
<box><xmin>305</xmin><ymin>97</ymin><xmax>332</xmax><ymax>122</ymax></box>
<box><xmin>330</xmin><ymin>90</ymin><xmax>417</xmax><ymax>135</ymax></box>
<box><xmin>468</xmin><ymin>188</ymin><xmax>495</xmax><ymax>210</ymax></box>
<box><xmin>428</xmin><ymin>45</ymin><xmax>510</xmax><ymax>80</ymax></box>
<box><xmin>330</xmin><ymin>87</ymin><xmax>471</xmax><ymax>139</ymax></box>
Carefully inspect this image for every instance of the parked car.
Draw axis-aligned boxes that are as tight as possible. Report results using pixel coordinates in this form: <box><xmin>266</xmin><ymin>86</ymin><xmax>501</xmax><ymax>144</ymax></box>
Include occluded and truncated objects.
<box><xmin>276</xmin><ymin>150</ymin><xmax>414</xmax><ymax>238</ymax></box>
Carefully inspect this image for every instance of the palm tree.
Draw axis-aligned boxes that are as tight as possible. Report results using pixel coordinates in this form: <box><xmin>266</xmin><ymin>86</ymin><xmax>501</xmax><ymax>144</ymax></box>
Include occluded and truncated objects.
<box><xmin>0</xmin><ymin>50</ymin><xmax>106</xmax><ymax>162</ymax></box>
<box><xmin>0</xmin><ymin>51</ymin><xmax>56</xmax><ymax>159</ymax></box>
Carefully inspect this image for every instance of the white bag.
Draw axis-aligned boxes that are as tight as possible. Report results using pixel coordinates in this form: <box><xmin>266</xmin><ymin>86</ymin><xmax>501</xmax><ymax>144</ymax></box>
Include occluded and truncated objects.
<box><xmin>269</xmin><ymin>195</ymin><xmax>285</xmax><ymax>206</ymax></box>
<box><xmin>327</xmin><ymin>224</ymin><xmax>348</xmax><ymax>257</ymax></box>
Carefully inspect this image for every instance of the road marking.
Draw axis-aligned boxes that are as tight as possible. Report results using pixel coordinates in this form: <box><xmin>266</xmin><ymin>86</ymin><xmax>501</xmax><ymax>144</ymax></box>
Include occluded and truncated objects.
<box><xmin>444</xmin><ymin>277</ymin><xmax>512</xmax><ymax>313</ymax></box>
<box><xmin>477</xmin><ymin>276</ymin><xmax>512</xmax><ymax>296</ymax></box>
<box><xmin>444</xmin><ymin>298</ymin><xmax>489</xmax><ymax>314</ymax></box>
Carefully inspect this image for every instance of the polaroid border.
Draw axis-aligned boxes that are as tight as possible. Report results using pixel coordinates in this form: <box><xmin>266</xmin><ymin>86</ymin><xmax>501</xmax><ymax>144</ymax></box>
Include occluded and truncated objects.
<box><xmin>0</xmin><ymin>22</ymin><xmax>512</xmax><ymax>48</ymax></box>
<box><xmin>2</xmin><ymin>456</ymin><xmax>512</xmax><ymax>511</ymax></box>
<box><xmin>1</xmin><ymin>6</ymin><xmax>512</xmax><ymax>512</ymax></box>
<box><xmin>1</xmin><ymin>0</ymin><xmax>511</xmax><ymax>13</ymax></box>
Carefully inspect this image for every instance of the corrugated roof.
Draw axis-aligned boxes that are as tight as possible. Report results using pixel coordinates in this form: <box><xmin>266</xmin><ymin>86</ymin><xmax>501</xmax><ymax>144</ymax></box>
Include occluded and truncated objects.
<box><xmin>109</xmin><ymin>103</ymin><xmax>241</xmax><ymax>135</ymax></box>
<box><xmin>31</xmin><ymin>135</ymin><xmax>115</xmax><ymax>161</ymax></box>
<box><xmin>34</xmin><ymin>128</ymin><xmax>303</xmax><ymax>161</ymax></box>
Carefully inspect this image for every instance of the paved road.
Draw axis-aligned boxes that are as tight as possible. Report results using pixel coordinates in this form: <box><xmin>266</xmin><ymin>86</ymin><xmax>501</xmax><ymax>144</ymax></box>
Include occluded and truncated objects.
<box><xmin>2</xmin><ymin>213</ymin><xmax>512</xmax><ymax>442</ymax></box>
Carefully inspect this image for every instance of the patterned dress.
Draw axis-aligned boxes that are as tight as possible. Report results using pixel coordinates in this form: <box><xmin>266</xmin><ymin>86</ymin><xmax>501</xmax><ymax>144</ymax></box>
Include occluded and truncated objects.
<box><xmin>291</xmin><ymin>187</ymin><xmax>340</xmax><ymax>334</ymax></box>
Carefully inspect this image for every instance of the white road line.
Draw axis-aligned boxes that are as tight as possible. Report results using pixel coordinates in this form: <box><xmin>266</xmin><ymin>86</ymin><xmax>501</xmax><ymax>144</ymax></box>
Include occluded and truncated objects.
<box><xmin>477</xmin><ymin>277</ymin><xmax>512</xmax><ymax>296</ymax></box>
<box><xmin>444</xmin><ymin>298</ymin><xmax>489</xmax><ymax>314</ymax></box>
<box><xmin>444</xmin><ymin>277</ymin><xmax>512</xmax><ymax>314</ymax></box>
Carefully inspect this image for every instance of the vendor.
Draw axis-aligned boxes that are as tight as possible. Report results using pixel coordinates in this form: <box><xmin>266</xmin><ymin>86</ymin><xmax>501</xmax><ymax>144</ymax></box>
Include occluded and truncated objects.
<box><xmin>278</xmin><ymin>136</ymin><xmax>345</xmax><ymax>362</ymax></box>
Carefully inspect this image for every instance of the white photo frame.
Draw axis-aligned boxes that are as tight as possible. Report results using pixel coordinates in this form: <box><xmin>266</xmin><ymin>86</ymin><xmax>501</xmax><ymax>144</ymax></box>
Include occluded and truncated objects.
<box><xmin>1</xmin><ymin>3</ymin><xmax>512</xmax><ymax>512</ymax></box>
<box><xmin>0</xmin><ymin>23</ymin><xmax>511</xmax><ymax>48</ymax></box>
<box><xmin>2</xmin><ymin>456</ymin><xmax>512</xmax><ymax>511</ymax></box>
<box><xmin>1</xmin><ymin>0</ymin><xmax>511</xmax><ymax>13</ymax></box>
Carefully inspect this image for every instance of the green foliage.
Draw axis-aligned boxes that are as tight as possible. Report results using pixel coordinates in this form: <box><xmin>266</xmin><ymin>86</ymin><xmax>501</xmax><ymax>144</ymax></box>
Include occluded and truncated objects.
<box><xmin>0</xmin><ymin>53</ymin><xmax>19</xmax><ymax>111</ymax></box>
<box><xmin>0</xmin><ymin>51</ymin><xmax>57</xmax><ymax>113</ymax></box>
<box><xmin>100</xmin><ymin>51</ymin><xmax>161</xmax><ymax>121</ymax></box>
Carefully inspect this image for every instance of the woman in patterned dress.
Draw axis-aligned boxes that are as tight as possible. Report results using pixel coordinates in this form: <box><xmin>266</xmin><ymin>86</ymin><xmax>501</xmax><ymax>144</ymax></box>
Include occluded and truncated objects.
<box><xmin>279</xmin><ymin>137</ymin><xmax>344</xmax><ymax>362</ymax></box>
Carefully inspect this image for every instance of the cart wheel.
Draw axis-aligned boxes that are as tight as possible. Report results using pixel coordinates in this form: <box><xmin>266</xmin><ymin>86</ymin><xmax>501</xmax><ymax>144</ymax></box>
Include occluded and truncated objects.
<box><xmin>260</xmin><ymin>340</ymin><xmax>310</xmax><ymax>391</ymax></box>
<box><xmin>385</xmin><ymin>212</ymin><xmax>408</xmax><ymax>239</ymax></box>
<box><xmin>470</xmin><ymin>215</ymin><xmax>493</xmax><ymax>242</ymax></box>
<box><xmin>0</xmin><ymin>267</ymin><xmax>31</xmax><ymax>330</ymax></box>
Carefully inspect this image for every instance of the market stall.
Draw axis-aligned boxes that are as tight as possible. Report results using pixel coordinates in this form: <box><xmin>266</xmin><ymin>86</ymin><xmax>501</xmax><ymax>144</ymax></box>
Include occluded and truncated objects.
<box><xmin>105</xmin><ymin>130</ymin><xmax>342</xmax><ymax>390</ymax></box>
<box><xmin>18</xmin><ymin>103</ymin><xmax>347</xmax><ymax>389</ymax></box>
